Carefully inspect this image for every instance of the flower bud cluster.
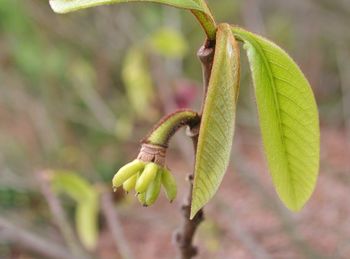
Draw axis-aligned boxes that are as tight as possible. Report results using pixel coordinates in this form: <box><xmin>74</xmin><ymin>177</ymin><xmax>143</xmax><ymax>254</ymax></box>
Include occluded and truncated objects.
<box><xmin>112</xmin><ymin>144</ymin><xmax>177</xmax><ymax>206</ymax></box>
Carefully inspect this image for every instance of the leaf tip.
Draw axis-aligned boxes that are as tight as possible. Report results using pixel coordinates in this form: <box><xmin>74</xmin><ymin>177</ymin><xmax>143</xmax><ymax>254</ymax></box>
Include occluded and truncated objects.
<box><xmin>285</xmin><ymin>201</ymin><xmax>303</xmax><ymax>213</ymax></box>
<box><xmin>189</xmin><ymin>195</ymin><xmax>203</xmax><ymax>220</ymax></box>
<box><xmin>189</xmin><ymin>207</ymin><xmax>198</xmax><ymax>220</ymax></box>
<box><xmin>279</xmin><ymin>189</ymin><xmax>314</xmax><ymax>213</ymax></box>
<box><xmin>49</xmin><ymin>0</ymin><xmax>67</xmax><ymax>13</ymax></box>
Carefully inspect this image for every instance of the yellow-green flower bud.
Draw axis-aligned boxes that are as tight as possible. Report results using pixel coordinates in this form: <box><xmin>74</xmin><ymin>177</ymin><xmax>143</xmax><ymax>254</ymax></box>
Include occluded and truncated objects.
<box><xmin>112</xmin><ymin>160</ymin><xmax>145</xmax><ymax>189</ymax></box>
<box><xmin>145</xmin><ymin>171</ymin><xmax>162</xmax><ymax>206</ymax></box>
<box><xmin>122</xmin><ymin>174</ymin><xmax>138</xmax><ymax>193</ymax></box>
<box><xmin>161</xmin><ymin>168</ymin><xmax>177</xmax><ymax>202</ymax></box>
<box><xmin>135</xmin><ymin>162</ymin><xmax>159</xmax><ymax>194</ymax></box>
<box><xmin>137</xmin><ymin>192</ymin><xmax>147</xmax><ymax>206</ymax></box>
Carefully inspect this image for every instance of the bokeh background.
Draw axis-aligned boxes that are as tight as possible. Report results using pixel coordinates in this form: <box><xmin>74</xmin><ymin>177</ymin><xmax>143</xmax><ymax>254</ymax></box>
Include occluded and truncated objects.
<box><xmin>1</xmin><ymin>0</ymin><xmax>350</xmax><ymax>258</ymax></box>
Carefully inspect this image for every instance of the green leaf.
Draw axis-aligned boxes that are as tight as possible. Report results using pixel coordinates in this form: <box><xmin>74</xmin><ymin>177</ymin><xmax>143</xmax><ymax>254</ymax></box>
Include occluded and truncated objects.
<box><xmin>49</xmin><ymin>0</ymin><xmax>217</xmax><ymax>40</ymax></box>
<box><xmin>75</xmin><ymin>197</ymin><xmax>99</xmax><ymax>251</ymax></box>
<box><xmin>50</xmin><ymin>0</ymin><xmax>204</xmax><ymax>14</ymax></box>
<box><xmin>51</xmin><ymin>171</ymin><xmax>99</xmax><ymax>250</ymax></box>
<box><xmin>232</xmin><ymin>27</ymin><xmax>320</xmax><ymax>211</ymax></box>
<box><xmin>122</xmin><ymin>47</ymin><xmax>155</xmax><ymax>118</ymax></box>
<box><xmin>51</xmin><ymin>171</ymin><xmax>95</xmax><ymax>203</ymax></box>
<box><xmin>149</xmin><ymin>27</ymin><xmax>188</xmax><ymax>58</ymax></box>
<box><xmin>191</xmin><ymin>23</ymin><xmax>240</xmax><ymax>219</ymax></box>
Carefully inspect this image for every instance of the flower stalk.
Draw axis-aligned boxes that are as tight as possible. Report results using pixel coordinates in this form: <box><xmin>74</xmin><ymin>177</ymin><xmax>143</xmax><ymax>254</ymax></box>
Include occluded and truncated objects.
<box><xmin>112</xmin><ymin>109</ymin><xmax>200</xmax><ymax>206</ymax></box>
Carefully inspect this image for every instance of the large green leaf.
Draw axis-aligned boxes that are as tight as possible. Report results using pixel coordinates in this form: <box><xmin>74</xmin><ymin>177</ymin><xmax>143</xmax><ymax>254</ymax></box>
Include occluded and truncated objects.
<box><xmin>49</xmin><ymin>0</ymin><xmax>216</xmax><ymax>39</ymax></box>
<box><xmin>50</xmin><ymin>0</ymin><xmax>204</xmax><ymax>14</ymax></box>
<box><xmin>191</xmin><ymin>23</ymin><xmax>240</xmax><ymax>219</ymax></box>
<box><xmin>232</xmin><ymin>27</ymin><xmax>320</xmax><ymax>211</ymax></box>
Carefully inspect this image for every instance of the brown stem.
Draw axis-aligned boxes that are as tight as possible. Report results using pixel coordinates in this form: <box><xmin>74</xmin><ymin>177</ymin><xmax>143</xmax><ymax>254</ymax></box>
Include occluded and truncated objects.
<box><xmin>174</xmin><ymin>41</ymin><xmax>215</xmax><ymax>259</ymax></box>
<box><xmin>100</xmin><ymin>191</ymin><xmax>134</xmax><ymax>259</ymax></box>
<box><xmin>197</xmin><ymin>41</ymin><xmax>215</xmax><ymax>103</ymax></box>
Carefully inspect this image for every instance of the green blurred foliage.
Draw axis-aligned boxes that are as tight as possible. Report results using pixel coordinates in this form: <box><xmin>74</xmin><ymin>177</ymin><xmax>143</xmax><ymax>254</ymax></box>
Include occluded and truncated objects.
<box><xmin>122</xmin><ymin>47</ymin><xmax>156</xmax><ymax>119</ymax></box>
<box><xmin>52</xmin><ymin>171</ymin><xmax>99</xmax><ymax>250</ymax></box>
<box><xmin>0</xmin><ymin>0</ymin><xmax>348</xmax><ymax>257</ymax></box>
<box><xmin>149</xmin><ymin>27</ymin><xmax>188</xmax><ymax>58</ymax></box>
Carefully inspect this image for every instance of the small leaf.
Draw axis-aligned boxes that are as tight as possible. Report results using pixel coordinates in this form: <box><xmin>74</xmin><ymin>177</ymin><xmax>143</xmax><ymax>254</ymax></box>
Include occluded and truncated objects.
<box><xmin>122</xmin><ymin>47</ymin><xmax>156</xmax><ymax>118</ymax></box>
<box><xmin>191</xmin><ymin>23</ymin><xmax>240</xmax><ymax>219</ymax></box>
<box><xmin>50</xmin><ymin>0</ymin><xmax>205</xmax><ymax>14</ymax></box>
<box><xmin>51</xmin><ymin>171</ymin><xmax>99</xmax><ymax>250</ymax></box>
<box><xmin>49</xmin><ymin>0</ymin><xmax>216</xmax><ymax>39</ymax></box>
<box><xmin>51</xmin><ymin>171</ymin><xmax>95</xmax><ymax>203</ymax></box>
<box><xmin>75</xmin><ymin>197</ymin><xmax>99</xmax><ymax>251</ymax></box>
<box><xmin>232</xmin><ymin>26</ymin><xmax>320</xmax><ymax>211</ymax></box>
<box><xmin>149</xmin><ymin>27</ymin><xmax>188</xmax><ymax>58</ymax></box>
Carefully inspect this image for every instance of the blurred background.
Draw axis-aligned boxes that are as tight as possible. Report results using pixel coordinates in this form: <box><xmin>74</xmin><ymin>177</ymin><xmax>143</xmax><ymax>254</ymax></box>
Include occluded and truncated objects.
<box><xmin>0</xmin><ymin>0</ymin><xmax>350</xmax><ymax>258</ymax></box>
